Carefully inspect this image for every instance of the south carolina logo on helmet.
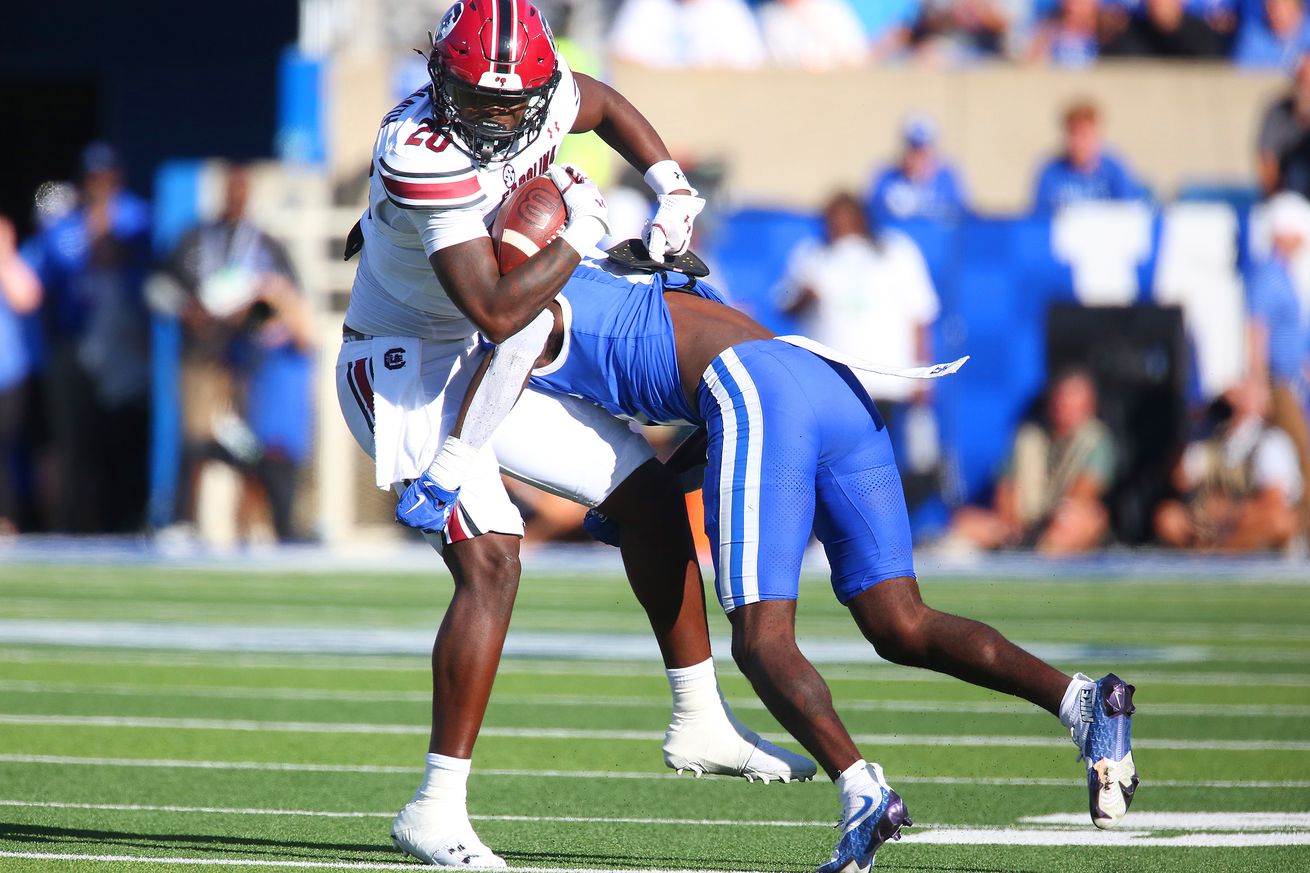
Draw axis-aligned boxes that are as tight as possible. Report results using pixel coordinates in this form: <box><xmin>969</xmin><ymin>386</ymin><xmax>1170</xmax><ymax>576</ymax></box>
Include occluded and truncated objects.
<box><xmin>428</xmin><ymin>0</ymin><xmax>561</xmax><ymax>167</ymax></box>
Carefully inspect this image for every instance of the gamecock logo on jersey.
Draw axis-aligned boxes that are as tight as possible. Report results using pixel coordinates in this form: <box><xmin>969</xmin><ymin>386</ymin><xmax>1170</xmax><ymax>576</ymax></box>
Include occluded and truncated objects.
<box><xmin>505</xmin><ymin>146</ymin><xmax>556</xmax><ymax>194</ymax></box>
<box><xmin>384</xmin><ymin>348</ymin><xmax>407</xmax><ymax>370</ymax></box>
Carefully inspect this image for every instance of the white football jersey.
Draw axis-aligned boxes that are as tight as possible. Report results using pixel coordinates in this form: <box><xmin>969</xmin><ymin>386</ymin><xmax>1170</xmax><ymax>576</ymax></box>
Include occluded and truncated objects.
<box><xmin>346</xmin><ymin>58</ymin><xmax>580</xmax><ymax>341</ymax></box>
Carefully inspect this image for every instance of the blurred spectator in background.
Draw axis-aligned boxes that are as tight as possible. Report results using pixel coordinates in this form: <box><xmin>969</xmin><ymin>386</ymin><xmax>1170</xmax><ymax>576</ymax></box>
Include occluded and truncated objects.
<box><xmin>1192</xmin><ymin>0</ymin><xmax>1240</xmax><ymax>45</ymax></box>
<box><xmin>777</xmin><ymin>192</ymin><xmax>942</xmax><ymax>509</ymax></box>
<box><xmin>912</xmin><ymin>0</ymin><xmax>1034</xmax><ymax>64</ymax></box>
<box><xmin>1101</xmin><ymin>0</ymin><xmax>1228</xmax><ymax>57</ymax></box>
<box><xmin>1257</xmin><ymin>54</ymin><xmax>1310</xmax><ymax>198</ymax></box>
<box><xmin>760</xmin><ymin>0</ymin><xmax>869</xmax><ymax>70</ymax></box>
<box><xmin>0</xmin><ymin>216</ymin><xmax>42</xmax><ymax>534</ymax></box>
<box><xmin>1234</xmin><ymin>0</ymin><xmax>1310</xmax><ymax>69</ymax></box>
<box><xmin>1245</xmin><ymin>192</ymin><xmax>1310</xmax><ymax>537</ymax></box>
<box><xmin>849</xmin><ymin>0</ymin><xmax>922</xmax><ymax>60</ymax></box>
<box><xmin>152</xmin><ymin>164</ymin><xmax>316</xmax><ymax>543</ymax></box>
<box><xmin>1154</xmin><ymin>379</ymin><xmax>1302</xmax><ymax>551</ymax></box>
<box><xmin>1028</xmin><ymin>0</ymin><xmax>1102</xmax><ymax>66</ymax></box>
<box><xmin>949</xmin><ymin>369</ymin><xmax>1116</xmax><ymax>554</ymax></box>
<box><xmin>1033</xmin><ymin>100</ymin><xmax>1145</xmax><ymax>212</ymax></box>
<box><xmin>24</xmin><ymin>143</ymin><xmax>152</xmax><ymax>533</ymax></box>
<box><xmin>868</xmin><ymin>115</ymin><xmax>970</xmax><ymax>223</ymax></box>
<box><xmin>609</xmin><ymin>0</ymin><xmax>765</xmax><ymax>68</ymax></box>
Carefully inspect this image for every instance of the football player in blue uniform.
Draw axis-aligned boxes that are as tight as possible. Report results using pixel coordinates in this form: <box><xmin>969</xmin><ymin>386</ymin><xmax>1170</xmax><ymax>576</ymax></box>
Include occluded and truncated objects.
<box><xmin>404</xmin><ymin>253</ymin><xmax>1140</xmax><ymax>871</ymax></box>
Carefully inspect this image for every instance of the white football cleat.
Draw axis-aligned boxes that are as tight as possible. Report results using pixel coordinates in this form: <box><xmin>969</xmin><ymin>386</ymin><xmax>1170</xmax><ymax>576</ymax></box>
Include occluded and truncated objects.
<box><xmin>664</xmin><ymin>694</ymin><xmax>817</xmax><ymax>783</ymax></box>
<box><xmin>391</xmin><ymin>800</ymin><xmax>506</xmax><ymax>868</ymax></box>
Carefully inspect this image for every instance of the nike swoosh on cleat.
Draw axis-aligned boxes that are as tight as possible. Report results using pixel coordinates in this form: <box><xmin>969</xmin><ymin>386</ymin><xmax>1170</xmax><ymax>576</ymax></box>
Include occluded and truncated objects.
<box><xmin>845</xmin><ymin>795</ymin><xmax>875</xmax><ymax>830</ymax></box>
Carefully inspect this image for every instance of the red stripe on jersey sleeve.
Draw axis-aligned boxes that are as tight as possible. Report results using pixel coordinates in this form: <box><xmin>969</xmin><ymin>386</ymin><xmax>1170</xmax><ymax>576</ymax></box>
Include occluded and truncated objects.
<box><xmin>382</xmin><ymin>174</ymin><xmax>481</xmax><ymax>204</ymax></box>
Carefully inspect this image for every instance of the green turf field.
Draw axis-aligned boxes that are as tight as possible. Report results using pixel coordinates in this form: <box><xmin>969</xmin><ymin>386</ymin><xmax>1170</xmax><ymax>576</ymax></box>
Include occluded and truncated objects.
<box><xmin>1</xmin><ymin>561</ymin><xmax>1308</xmax><ymax>872</ymax></box>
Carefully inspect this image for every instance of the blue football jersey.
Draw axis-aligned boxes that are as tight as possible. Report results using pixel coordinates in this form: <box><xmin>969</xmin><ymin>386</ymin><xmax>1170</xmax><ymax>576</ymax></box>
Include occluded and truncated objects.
<box><xmin>530</xmin><ymin>259</ymin><xmax>727</xmax><ymax>425</ymax></box>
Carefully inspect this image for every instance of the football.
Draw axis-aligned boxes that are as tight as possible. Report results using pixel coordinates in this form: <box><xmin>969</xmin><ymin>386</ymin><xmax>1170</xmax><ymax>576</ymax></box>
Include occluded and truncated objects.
<box><xmin>491</xmin><ymin>174</ymin><xmax>567</xmax><ymax>273</ymax></box>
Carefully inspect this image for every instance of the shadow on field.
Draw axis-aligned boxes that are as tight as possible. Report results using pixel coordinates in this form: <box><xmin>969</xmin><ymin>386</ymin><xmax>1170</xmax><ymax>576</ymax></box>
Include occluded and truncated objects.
<box><xmin>502</xmin><ymin>848</ymin><xmax>762</xmax><ymax>869</ymax></box>
<box><xmin>0</xmin><ymin>822</ymin><xmax>401</xmax><ymax>862</ymax></box>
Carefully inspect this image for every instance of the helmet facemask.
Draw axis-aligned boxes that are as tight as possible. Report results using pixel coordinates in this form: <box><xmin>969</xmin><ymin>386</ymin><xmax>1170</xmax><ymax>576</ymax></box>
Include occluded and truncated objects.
<box><xmin>429</xmin><ymin>53</ymin><xmax>560</xmax><ymax>167</ymax></box>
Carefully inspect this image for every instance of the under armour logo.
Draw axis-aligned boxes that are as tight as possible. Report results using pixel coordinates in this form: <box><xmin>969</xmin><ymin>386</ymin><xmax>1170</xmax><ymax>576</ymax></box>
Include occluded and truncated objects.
<box><xmin>384</xmin><ymin>348</ymin><xmax>407</xmax><ymax>370</ymax></box>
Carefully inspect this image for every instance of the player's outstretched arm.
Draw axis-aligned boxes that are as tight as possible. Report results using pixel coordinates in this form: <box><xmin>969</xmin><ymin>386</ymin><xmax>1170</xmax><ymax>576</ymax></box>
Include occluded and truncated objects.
<box><xmin>571</xmin><ymin>74</ymin><xmax>704</xmax><ymax>262</ymax></box>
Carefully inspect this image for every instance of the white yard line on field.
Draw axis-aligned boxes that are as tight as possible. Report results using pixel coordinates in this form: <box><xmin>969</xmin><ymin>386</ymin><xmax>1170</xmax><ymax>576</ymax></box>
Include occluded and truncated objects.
<box><xmin>0</xmin><ymin>618</ymin><xmax>1225</xmax><ymax>666</ymax></box>
<box><xmin>0</xmin><ymin>853</ymin><xmax>772</xmax><ymax>872</ymax></box>
<box><xmin>907</xmin><ymin>830</ymin><xmax>1310</xmax><ymax>847</ymax></box>
<box><xmin>1023</xmin><ymin>812</ymin><xmax>1310</xmax><ymax>829</ymax></box>
<box><xmin>11</xmin><ymin>800</ymin><xmax>1310</xmax><ymax>835</ymax></box>
<box><xmin>4</xmin><ymin>680</ymin><xmax>1308</xmax><ymax>719</ymax></box>
<box><xmin>0</xmin><ymin>799</ymin><xmax>830</xmax><ymax>827</ymax></box>
<box><xmin>6</xmin><ymin>644</ymin><xmax>1310</xmax><ymax>686</ymax></box>
<box><xmin>4</xmin><ymin>754</ymin><xmax>1310</xmax><ymax>790</ymax></box>
<box><xmin>3</xmin><ymin>713</ymin><xmax>1308</xmax><ymax>751</ymax></box>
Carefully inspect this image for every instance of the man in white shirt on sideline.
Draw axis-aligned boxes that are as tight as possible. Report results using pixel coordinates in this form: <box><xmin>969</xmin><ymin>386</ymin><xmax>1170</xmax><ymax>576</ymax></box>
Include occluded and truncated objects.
<box><xmin>778</xmin><ymin>192</ymin><xmax>942</xmax><ymax>506</ymax></box>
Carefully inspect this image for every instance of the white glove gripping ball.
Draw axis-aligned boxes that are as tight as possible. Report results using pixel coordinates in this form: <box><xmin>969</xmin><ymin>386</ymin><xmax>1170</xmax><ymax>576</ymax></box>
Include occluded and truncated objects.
<box><xmin>547</xmin><ymin>164</ymin><xmax>610</xmax><ymax>255</ymax></box>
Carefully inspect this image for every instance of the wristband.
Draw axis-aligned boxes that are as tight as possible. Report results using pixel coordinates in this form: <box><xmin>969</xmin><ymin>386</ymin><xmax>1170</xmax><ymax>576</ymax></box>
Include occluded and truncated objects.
<box><xmin>558</xmin><ymin>214</ymin><xmax>607</xmax><ymax>257</ymax></box>
<box><xmin>644</xmin><ymin>160</ymin><xmax>698</xmax><ymax>196</ymax></box>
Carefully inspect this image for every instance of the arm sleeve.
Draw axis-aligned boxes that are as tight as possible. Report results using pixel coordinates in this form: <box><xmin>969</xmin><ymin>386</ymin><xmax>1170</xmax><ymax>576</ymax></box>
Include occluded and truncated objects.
<box><xmin>403</xmin><ymin>206</ymin><xmax>491</xmax><ymax>257</ymax></box>
<box><xmin>456</xmin><ymin>309</ymin><xmax>556</xmax><ymax>450</ymax></box>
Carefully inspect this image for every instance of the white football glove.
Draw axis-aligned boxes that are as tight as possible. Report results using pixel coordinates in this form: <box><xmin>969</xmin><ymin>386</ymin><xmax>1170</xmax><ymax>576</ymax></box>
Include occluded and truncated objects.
<box><xmin>645</xmin><ymin>193</ymin><xmax>706</xmax><ymax>263</ymax></box>
<box><xmin>547</xmin><ymin>164</ymin><xmax>610</xmax><ymax>256</ymax></box>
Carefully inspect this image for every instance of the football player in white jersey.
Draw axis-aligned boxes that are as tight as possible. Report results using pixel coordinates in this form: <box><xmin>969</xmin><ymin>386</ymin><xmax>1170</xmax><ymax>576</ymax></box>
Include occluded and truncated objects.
<box><xmin>336</xmin><ymin>0</ymin><xmax>814</xmax><ymax>867</ymax></box>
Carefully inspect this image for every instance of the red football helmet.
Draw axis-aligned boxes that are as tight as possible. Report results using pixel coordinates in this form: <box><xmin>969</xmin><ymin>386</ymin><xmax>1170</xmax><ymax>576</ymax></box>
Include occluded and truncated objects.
<box><xmin>428</xmin><ymin>0</ymin><xmax>561</xmax><ymax>166</ymax></box>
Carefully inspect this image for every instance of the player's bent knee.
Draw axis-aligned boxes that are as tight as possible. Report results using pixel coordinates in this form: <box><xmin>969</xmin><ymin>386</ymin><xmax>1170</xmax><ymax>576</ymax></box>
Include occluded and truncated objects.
<box><xmin>728</xmin><ymin>605</ymin><xmax>801</xmax><ymax>675</ymax></box>
<box><xmin>864</xmin><ymin>609</ymin><xmax>934</xmax><ymax>668</ymax></box>
<box><xmin>445</xmin><ymin>534</ymin><xmax>522</xmax><ymax>600</ymax></box>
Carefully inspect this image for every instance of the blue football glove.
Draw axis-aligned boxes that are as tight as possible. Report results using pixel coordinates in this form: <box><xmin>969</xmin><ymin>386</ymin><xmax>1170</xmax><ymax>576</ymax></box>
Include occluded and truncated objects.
<box><xmin>396</xmin><ymin>474</ymin><xmax>461</xmax><ymax>534</ymax></box>
<box><xmin>582</xmin><ymin>508</ymin><xmax>622</xmax><ymax>547</ymax></box>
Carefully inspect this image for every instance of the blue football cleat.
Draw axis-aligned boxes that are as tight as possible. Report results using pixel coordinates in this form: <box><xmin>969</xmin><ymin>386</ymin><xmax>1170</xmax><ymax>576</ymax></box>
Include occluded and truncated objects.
<box><xmin>1071</xmin><ymin>673</ymin><xmax>1139</xmax><ymax>829</ymax></box>
<box><xmin>816</xmin><ymin>764</ymin><xmax>911</xmax><ymax>873</ymax></box>
<box><xmin>396</xmin><ymin>474</ymin><xmax>461</xmax><ymax>534</ymax></box>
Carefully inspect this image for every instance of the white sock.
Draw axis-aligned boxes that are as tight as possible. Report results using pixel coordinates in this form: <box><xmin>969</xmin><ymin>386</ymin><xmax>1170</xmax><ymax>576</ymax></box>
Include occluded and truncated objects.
<box><xmin>1059</xmin><ymin>673</ymin><xmax>1094</xmax><ymax>730</ymax></box>
<box><xmin>835</xmin><ymin>758</ymin><xmax>877</xmax><ymax>817</ymax></box>
<box><xmin>412</xmin><ymin>753</ymin><xmax>471</xmax><ymax>806</ymax></box>
<box><xmin>427</xmin><ymin>437</ymin><xmax>478</xmax><ymax>491</ymax></box>
<box><xmin>666</xmin><ymin>658</ymin><xmax>722</xmax><ymax>720</ymax></box>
